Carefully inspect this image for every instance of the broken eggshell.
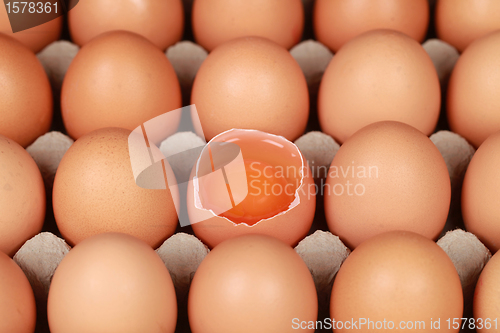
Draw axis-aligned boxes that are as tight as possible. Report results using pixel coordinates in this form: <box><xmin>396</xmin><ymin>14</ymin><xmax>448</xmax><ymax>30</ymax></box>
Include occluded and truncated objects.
<box><xmin>187</xmin><ymin>129</ymin><xmax>316</xmax><ymax>248</ymax></box>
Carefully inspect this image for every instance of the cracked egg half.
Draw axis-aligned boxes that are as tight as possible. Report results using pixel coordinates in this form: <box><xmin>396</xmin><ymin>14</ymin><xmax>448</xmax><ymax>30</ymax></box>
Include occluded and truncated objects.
<box><xmin>187</xmin><ymin>129</ymin><xmax>316</xmax><ymax>248</ymax></box>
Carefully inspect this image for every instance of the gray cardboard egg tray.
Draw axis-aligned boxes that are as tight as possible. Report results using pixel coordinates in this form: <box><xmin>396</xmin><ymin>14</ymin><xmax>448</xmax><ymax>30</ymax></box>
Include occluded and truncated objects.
<box><xmin>17</xmin><ymin>5</ymin><xmax>490</xmax><ymax>333</ymax></box>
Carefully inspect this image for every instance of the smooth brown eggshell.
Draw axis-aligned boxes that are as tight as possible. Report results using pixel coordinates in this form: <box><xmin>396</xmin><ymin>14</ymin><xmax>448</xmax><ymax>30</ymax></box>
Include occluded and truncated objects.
<box><xmin>0</xmin><ymin>34</ymin><xmax>52</xmax><ymax>147</ymax></box>
<box><xmin>52</xmin><ymin>127</ymin><xmax>179</xmax><ymax>248</ymax></box>
<box><xmin>68</xmin><ymin>0</ymin><xmax>184</xmax><ymax>50</ymax></box>
<box><xmin>0</xmin><ymin>7</ymin><xmax>62</xmax><ymax>53</ymax></box>
<box><xmin>188</xmin><ymin>129</ymin><xmax>316</xmax><ymax>249</ymax></box>
<box><xmin>0</xmin><ymin>251</ymin><xmax>36</xmax><ymax>333</ymax></box>
<box><xmin>447</xmin><ymin>31</ymin><xmax>500</xmax><ymax>148</ymax></box>
<box><xmin>192</xmin><ymin>0</ymin><xmax>304</xmax><ymax>52</ymax></box>
<box><xmin>462</xmin><ymin>131</ymin><xmax>500</xmax><ymax>253</ymax></box>
<box><xmin>188</xmin><ymin>234</ymin><xmax>317</xmax><ymax>333</ymax></box>
<box><xmin>318</xmin><ymin>30</ymin><xmax>440</xmax><ymax>144</ymax></box>
<box><xmin>61</xmin><ymin>30</ymin><xmax>181</xmax><ymax>141</ymax></box>
<box><xmin>314</xmin><ymin>0</ymin><xmax>429</xmax><ymax>52</ymax></box>
<box><xmin>331</xmin><ymin>231</ymin><xmax>463</xmax><ymax>333</ymax></box>
<box><xmin>436</xmin><ymin>0</ymin><xmax>500</xmax><ymax>53</ymax></box>
<box><xmin>47</xmin><ymin>233</ymin><xmax>177</xmax><ymax>333</ymax></box>
<box><xmin>324</xmin><ymin>121</ymin><xmax>450</xmax><ymax>249</ymax></box>
<box><xmin>0</xmin><ymin>135</ymin><xmax>45</xmax><ymax>257</ymax></box>
<box><xmin>191</xmin><ymin>36</ymin><xmax>309</xmax><ymax>142</ymax></box>
<box><xmin>473</xmin><ymin>249</ymin><xmax>500</xmax><ymax>331</ymax></box>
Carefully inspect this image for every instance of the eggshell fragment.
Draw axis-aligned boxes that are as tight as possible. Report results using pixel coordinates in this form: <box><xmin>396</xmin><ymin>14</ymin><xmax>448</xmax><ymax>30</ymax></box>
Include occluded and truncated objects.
<box><xmin>295</xmin><ymin>230</ymin><xmax>350</xmax><ymax>321</ymax></box>
<box><xmin>423</xmin><ymin>39</ymin><xmax>460</xmax><ymax>87</ymax></box>
<box><xmin>437</xmin><ymin>229</ymin><xmax>491</xmax><ymax>318</ymax></box>
<box><xmin>188</xmin><ymin>129</ymin><xmax>316</xmax><ymax>248</ymax></box>
<box><xmin>295</xmin><ymin>131</ymin><xmax>340</xmax><ymax>181</ymax></box>
<box><xmin>14</xmin><ymin>232</ymin><xmax>71</xmax><ymax>333</ymax></box>
<box><xmin>156</xmin><ymin>233</ymin><xmax>209</xmax><ymax>333</ymax></box>
<box><xmin>37</xmin><ymin>41</ymin><xmax>79</xmax><ymax>93</ymax></box>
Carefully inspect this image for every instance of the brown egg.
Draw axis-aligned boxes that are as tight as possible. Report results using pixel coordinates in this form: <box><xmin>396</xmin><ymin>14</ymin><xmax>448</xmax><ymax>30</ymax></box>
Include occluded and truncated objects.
<box><xmin>318</xmin><ymin>30</ymin><xmax>440</xmax><ymax>144</ymax></box>
<box><xmin>0</xmin><ymin>135</ymin><xmax>45</xmax><ymax>257</ymax></box>
<box><xmin>447</xmin><ymin>31</ymin><xmax>500</xmax><ymax>148</ymax></box>
<box><xmin>188</xmin><ymin>234</ymin><xmax>317</xmax><ymax>333</ymax></box>
<box><xmin>474</xmin><ymin>250</ymin><xmax>500</xmax><ymax>330</ymax></box>
<box><xmin>52</xmin><ymin>128</ymin><xmax>179</xmax><ymax>248</ymax></box>
<box><xmin>61</xmin><ymin>30</ymin><xmax>181</xmax><ymax>141</ymax></box>
<box><xmin>48</xmin><ymin>233</ymin><xmax>177</xmax><ymax>333</ymax></box>
<box><xmin>191</xmin><ymin>37</ymin><xmax>309</xmax><ymax>142</ymax></box>
<box><xmin>436</xmin><ymin>0</ymin><xmax>500</xmax><ymax>53</ymax></box>
<box><xmin>314</xmin><ymin>0</ymin><xmax>429</xmax><ymax>52</ymax></box>
<box><xmin>0</xmin><ymin>34</ymin><xmax>52</xmax><ymax>148</ymax></box>
<box><xmin>188</xmin><ymin>129</ymin><xmax>316</xmax><ymax>249</ymax></box>
<box><xmin>0</xmin><ymin>7</ymin><xmax>62</xmax><ymax>53</ymax></box>
<box><xmin>0</xmin><ymin>251</ymin><xmax>36</xmax><ymax>333</ymax></box>
<box><xmin>331</xmin><ymin>231</ymin><xmax>463</xmax><ymax>333</ymax></box>
<box><xmin>462</xmin><ymin>131</ymin><xmax>500</xmax><ymax>253</ymax></box>
<box><xmin>192</xmin><ymin>0</ymin><xmax>304</xmax><ymax>52</ymax></box>
<box><xmin>68</xmin><ymin>0</ymin><xmax>184</xmax><ymax>50</ymax></box>
<box><xmin>324</xmin><ymin>121</ymin><xmax>450</xmax><ymax>249</ymax></box>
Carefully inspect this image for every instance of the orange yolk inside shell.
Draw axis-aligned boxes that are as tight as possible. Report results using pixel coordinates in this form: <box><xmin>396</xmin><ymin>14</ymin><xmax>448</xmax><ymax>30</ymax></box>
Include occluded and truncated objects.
<box><xmin>219</xmin><ymin>160</ymin><xmax>296</xmax><ymax>226</ymax></box>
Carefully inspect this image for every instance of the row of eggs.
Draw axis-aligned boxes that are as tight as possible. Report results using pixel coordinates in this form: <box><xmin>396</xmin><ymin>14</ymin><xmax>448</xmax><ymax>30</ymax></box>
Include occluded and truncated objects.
<box><xmin>3</xmin><ymin>23</ymin><xmax>500</xmax><ymax>149</ymax></box>
<box><xmin>3</xmin><ymin>0</ymin><xmax>500</xmax><ymax>53</ymax></box>
<box><xmin>3</xmin><ymin>112</ymin><xmax>500</xmax><ymax>255</ymax></box>
<box><xmin>8</xmin><ymin>229</ymin><xmax>495</xmax><ymax>333</ymax></box>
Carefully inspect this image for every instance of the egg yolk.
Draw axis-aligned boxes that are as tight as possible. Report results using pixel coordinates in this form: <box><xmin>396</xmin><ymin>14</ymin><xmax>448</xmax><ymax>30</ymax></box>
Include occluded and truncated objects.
<box><xmin>219</xmin><ymin>160</ymin><xmax>296</xmax><ymax>226</ymax></box>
